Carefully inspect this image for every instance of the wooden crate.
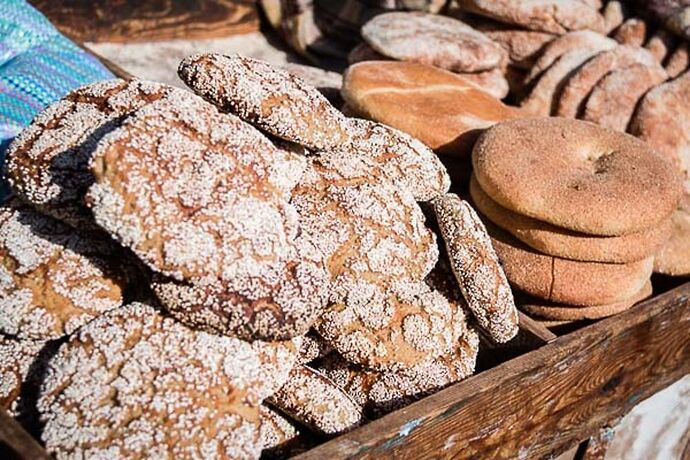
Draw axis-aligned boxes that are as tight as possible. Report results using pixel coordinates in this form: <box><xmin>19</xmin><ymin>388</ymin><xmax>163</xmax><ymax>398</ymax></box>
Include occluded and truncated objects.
<box><xmin>2</xmin><ymin>43</ymin><xmax>689</xmax><ymax>460</ymax></box>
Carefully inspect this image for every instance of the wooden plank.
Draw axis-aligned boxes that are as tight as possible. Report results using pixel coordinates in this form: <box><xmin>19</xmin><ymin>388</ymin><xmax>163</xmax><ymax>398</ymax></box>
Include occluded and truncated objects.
<box><xmin>297</xmin><ymin>282</ymin><xmax>690</xmax><ymax>460</ymax></box>
<box><xmin>29</xmin><ymin>0</ymin><xmax>258</xmax><ymax>43</ymax></box>
<box><xmin>0</xmin><ymin>412</ymin><xmax>50</xmax><ymax>460</ymax></box>
<box><xmin>519</xmin><ymin>311</ymin><xmax>558</xmax><ymax>343</ymax></box>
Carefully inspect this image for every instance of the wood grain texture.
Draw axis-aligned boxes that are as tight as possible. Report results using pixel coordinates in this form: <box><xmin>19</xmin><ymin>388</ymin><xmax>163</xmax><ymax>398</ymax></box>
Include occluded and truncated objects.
<box><xmin>297</xmin><ymin>282</ymin><xmax>690</xmax><ymax>460</ymax></box>
<box><xmin>0</xmin><ymin>412</ymin><xmax>50</xmax><ymax>460</ymax></box>
<box><xmin>29</xmin><ymin>0</ymin><xmax>258</xmax><ymax>43</ymax></box>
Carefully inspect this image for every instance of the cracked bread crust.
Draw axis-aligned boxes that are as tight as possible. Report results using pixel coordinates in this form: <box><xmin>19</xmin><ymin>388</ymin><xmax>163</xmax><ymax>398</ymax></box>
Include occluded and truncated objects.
<box><xmin>178</xmin><ymin>53</ymin><xmax>349</xmax><ymax>151</ymax></box>
<box><xmin>0</xmin><ymin>204</ymin><xmax>127</xmax><ymax>340</ymax></box>
<box><xmin>87</xmin><ymin>89</ymin><xmax>328</xmax><ymax>340</ymax></box>
<box><xmin>38</xmin><ymin>302</ymin><xmax>300</xmax><ymax>459</ymax></box>
<box><xmin>5</xmin><ymin>79</ymin><xmax>171</xmax><ymax>229</ymax></box>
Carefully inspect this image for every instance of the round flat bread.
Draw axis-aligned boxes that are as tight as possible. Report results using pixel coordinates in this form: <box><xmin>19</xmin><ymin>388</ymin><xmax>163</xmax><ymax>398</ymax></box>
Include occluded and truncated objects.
<box><xmin>556</xmin><ymin>45</ymin><xmax>660</xmax><ymax>118</ymax></box>
<box><xmin>469</xmin><ymin>175</ymin><xmax>671</xmax><ymax>263</ymax></box>
<box><xmin>521</xmin><ymin>280</ymin><xmax>652</xmax><ymax>320</ymax></box>
<box><xmin>582</xmin><ymin>63</ymin><xmax>668</xmax><ymax>132</ymax></box>
<box><xmin>38</xmin><ymin>303</ymin><xmax>300</xmax><ymax>459</ymax></box>
<box><xmin>488</xmin><ymin>222</ymin><xmax>654</xmax><ymax>306</ymax></box>
<box><xmin>457</xmin><ymin>0</ymin><xmax>606</xmax><ymax>35</ymax></box>
<box><xmin>361</xmin><ymin>12</ymin><xmax>505</xmax><ymax>73</ymax></box>
<box><xmin>473</xmin><ymin>118</ymin><xmax>681</xmax><ymax>236</ymax></box>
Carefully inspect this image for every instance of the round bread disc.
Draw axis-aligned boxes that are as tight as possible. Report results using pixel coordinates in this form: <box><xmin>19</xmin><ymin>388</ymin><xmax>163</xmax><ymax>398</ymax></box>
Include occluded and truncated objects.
<box><xmin>469</xmin><ymin>175</ymin><xmax>671</xmax><ymax>263</ymax></box>
<box><xmin>178</xmin><ymin>53</ymin><xmax>349</xmax><ymax>151</ymax></box>
<box><xmin>582</xmin><ymin>63</ymin><xmax>668</xmax><ymax>132</ymax></box>
<box><xmin>654</xmin><ymin>195</ymin><xmax>690</xmax><ymax>276</ymax></box>
<box><xmin>487</xmin><ymin>222</ymin><xmax>654</xmax><ymax>306</ymax></box>
<box><xmin>473</xmin><ymin>118</ymin><xmax>682</xmax><ymax>236</ymax></box>
<box><xmin>456</xmin><ymin>0</ymin><xmax>606</xmax><ymax>35</ymax></box>
<box><xmin>556</xmin><ymin>45</ymin><xmax>661</xmax><ymax>118</ymax></box>
<box><xmin>520</xmin><ymin>48</ymin><xmax>602</xmax><ymax>116</ymax></box>
<box><xmin>5</xmin><ymin>79</ymin><xmax>171</xmax><ymax>228</ymax></box>
<box><xmin>525</xmin><ymin>30</ymin><xmax>617</xmax><ymax>85</ymax></box>
<box><xmin>482</xmin><ymin>28</ymin><xmax>556</xmax><ymax>69</ymax></box>
<box><xmin>521</xmin><ymin>280</ymin><xmax>653</xmax><ymax>320</ymax></box>
<box><xmin>432</xmin><ymin>193</ymin><xmax>519</xmax><ymax>343</ymax></box>
<box><xmin>38</xmin><ymin>302</ymin><xmax>301</xmax><ymax>459</ymax></box>
<box><xmin>341</xmin><ymin>61</ymin><xmax>523</xmax><ymax>158</ymax></box>
<box><xmin>267</xmin><ymin>365</ymin><xmax>364</xmax><ymax>437</ymax></box>
<box><xmin>319</xmin><ymin>327</ymin><xmax>478</xmax><ymax>418</ymax></box>
<box><xmin>0</xmin><ymin>204</ymin><xmax>127</xmax><ymax>341</ymax></box>
<box><xmin>87</xmin><ymin>90</ymin><xmax>328</xmax><ymax>341</ymax></box>
<box><xmin>0</xmin><ymin>337</ymin><xmax>48</xmax><ymax>413</ymax></box>
<box><xmin>361</xmin><ymin>12</ymin><xmax>505</xmax><ymax>73</ymax></box>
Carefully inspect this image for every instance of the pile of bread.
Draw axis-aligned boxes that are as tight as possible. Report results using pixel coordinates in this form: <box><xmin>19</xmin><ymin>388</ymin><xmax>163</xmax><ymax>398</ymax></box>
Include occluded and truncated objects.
<box><xmin>330</xmin><ymin>1</ymin><xmax>690</xmax><ymax>280</ymax></box>
<box><xmin>0</xmin><ymin>54</ymin><xmax>524</xmax><ymax>458</ymax></box>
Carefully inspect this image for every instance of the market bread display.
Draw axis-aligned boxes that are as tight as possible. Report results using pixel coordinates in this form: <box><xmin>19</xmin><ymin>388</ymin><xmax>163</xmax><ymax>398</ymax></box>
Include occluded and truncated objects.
<box><xmin>4</xmin><ymin>0</ymin><xmax>690</xmax><ymax>453</ymax></box>
<box><xmin>2</xmin><ymin>54</ymin><xmax>519</xmax><ymax>458</ymax></box>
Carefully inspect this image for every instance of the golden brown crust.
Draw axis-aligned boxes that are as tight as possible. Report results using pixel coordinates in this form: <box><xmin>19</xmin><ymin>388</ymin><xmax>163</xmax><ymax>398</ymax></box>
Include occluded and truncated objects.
<box><xmin>473</xmin><ymin>118</ymin><xmax>682</xmax><ymax>236</ymax></box>
<box><xmin>361</xmin><ymin>12</ymin><xmax>505</xmax><ymax>73</ymax></box>
<box><xmin>582</xmin><ymin>63</ymin><xmax>668</xmax><ymax>132</ymax></box>
<box><xmin>525</xmin><ymin>31</ymin><xmax>617</xmax><ymax>85</ymax></box>
<box><xmin>318</xmin><ymin>327</ymin><xmax>478</xmax><ymax>417</ymax></box>
<box><xmin>654</xmin><ymin>195</ymin><xmax>690</xmax><ymax>276</ymax></box>
<box><xmin>0</xmin><ymin>337</ymin><xmax>47</xmax><ymax>412</ymax></box>
<box><xmin>5</xmin><ymin>79</ymin><xmax>171</xmax><ymax>229</ymax></box>
<box><xmin>520</xmin><ymin>49</ymin><xmax>603</xmax><ymax>116</ymax></box>
<box><xmin>488</xmin><ymin>223</ymin><xmax>654</xmax><ymax>306</ymax></box>
<box><xmin>291</xmin><ymin>153</ymin><xmax>462</xmax><ymax>371</ymax></box>
<box><xmin>267</xmin><ymin>365</ymin><xmax>365</xmax><ymax>436</ymax></box>
<box><xmin>88</xmin><ymin>89</ymin><xmax>328</xmax><ymax>340</ymax></box>
<box><xmin>520</xmin><ymin>280</ymin><xmax>653</xmax><ymax>320</ymax></box>
<box><xmin>469</xmin><ymin>175</ymin><xmax>671</xmax><ymax>263</ymax></box>
<box><xmin>38</xmin><ymin>303</ymin><xmax>300</xmax><ymax>459</ymax></box>
<box><xmin>0</xmin><ymin>205</ymin><xmax>127</xmax><ymax>340</ymax></box>
<box><xmin>342</xmin><ymin>61</ymin><xmax>523</xmax><ymax>158</ymax></box>
<box><xmin>555</xmin><ymin>45</ymin><xmax>660</xmax><ymax>118</ymax></box>
<box><xmin>456</xmin><ymin>0</ymin><xmax>606</xmax><ymax>35</ymax></box>
<box><xmin>178</xmin><ymin>53</ymin><xmax>349</xmax><ymax>151</ymax></box>
<box><xmin>432</xmin><ymin>193</ymin><xmax>518</xmax><ymax>343</ymax></box>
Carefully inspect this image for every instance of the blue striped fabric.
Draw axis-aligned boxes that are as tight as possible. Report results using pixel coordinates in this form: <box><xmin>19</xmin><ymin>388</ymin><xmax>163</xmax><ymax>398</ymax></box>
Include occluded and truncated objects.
<box><xmin>0</xmin><ymin>0</ymin><xmax>113</xmax><ymax>148</ymax></box>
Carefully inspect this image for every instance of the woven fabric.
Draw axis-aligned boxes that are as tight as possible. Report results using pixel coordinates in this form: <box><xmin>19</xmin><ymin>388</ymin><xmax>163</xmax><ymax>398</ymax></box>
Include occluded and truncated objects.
<box><xmin>0</xmin><ymin>0</ymin><xmax>113</xmax><ymax>145</ymax></box>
